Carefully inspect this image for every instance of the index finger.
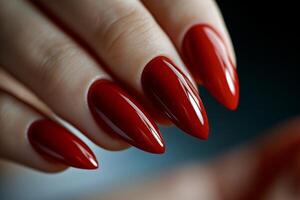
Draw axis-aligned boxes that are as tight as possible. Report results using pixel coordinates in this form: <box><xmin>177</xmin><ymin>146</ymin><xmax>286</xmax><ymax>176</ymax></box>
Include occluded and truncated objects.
<box><xmin>143</xmin><ymin>0</ymin><xmax>239</xmax><ymax>110</ymax></box>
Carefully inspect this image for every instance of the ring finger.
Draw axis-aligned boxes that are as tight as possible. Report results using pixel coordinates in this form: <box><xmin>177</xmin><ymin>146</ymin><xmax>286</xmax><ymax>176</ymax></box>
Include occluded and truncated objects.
<box><xmin>0</xmin><ymin>0</ymin><xmax>164</xmax><ymax>153</ymax></box>
<box><xmin>33</xmin><ymin>0</ymin><xmax>209</xmax><ymax>139</ymax></box>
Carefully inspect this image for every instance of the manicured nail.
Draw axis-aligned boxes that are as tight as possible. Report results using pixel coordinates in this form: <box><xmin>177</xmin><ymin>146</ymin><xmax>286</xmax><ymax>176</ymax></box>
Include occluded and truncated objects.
<box><xmin>142</xmin><ymin>56</ymin><xmax>209</xmax><ymax>139</ymax></box>
<box><xmin>88</xmin><ymin>80</ymin><xmax>165</xmax><ymax>154</ymax></box>
<box><xmin>182</xmin><ymin>24</ymin><xmax>239</xmax><ymax>110</ymax></box>
<box><xmin>28</xmin><ymin>119</ymin><xmax>98</xmax><ymax>169</ymax></box>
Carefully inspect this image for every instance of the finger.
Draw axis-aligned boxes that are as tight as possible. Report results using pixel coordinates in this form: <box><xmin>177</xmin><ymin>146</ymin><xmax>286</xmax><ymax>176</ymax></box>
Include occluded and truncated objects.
<box><xmin>0</xmin><ymin>0</ymin><xmax>164</xmax><ymax>153</ymax></box>
<box><xmin>241</xmin><ymin>119</ymin><xmax>300</xmax><ymax>200</ymax></box>
<box><xmin>86</xmin><ymin>118</ymin><xmax>300</xmax><ymax>200</ymax></box>
<box><xmin>0</xmin><ymin>89</ymin><xmax>98</xmax><ymax>172</ymax></box>
<box><xmin>32</xmin><ymin>0</ymin><xmax>209</xmax><ymax>139</ymax></box>
<box><xmin>211</xmin><ymin>117</ymin><xmax>300</xmax><ymax>199</ymax></box>
<box><xmin>0</xmin><ymin>67</ymin><xmax>55</xmax><ymax>119</ymax></box>
<box><xmin>142</xmin><ymin>0</ymin><xmax>239</xmax><ymax>110</ymax></box>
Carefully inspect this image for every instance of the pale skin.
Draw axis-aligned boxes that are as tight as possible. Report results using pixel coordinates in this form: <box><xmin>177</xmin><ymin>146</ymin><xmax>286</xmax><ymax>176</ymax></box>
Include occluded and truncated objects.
<box><xmin>0</xmin><ymin>1</ymin><xmax>298</xmax><ymax>199</ymax></box>
<box><xmin>0</xmin><ymin>0</ymin><xmax>235</xmax><ymax>171</ymax></box>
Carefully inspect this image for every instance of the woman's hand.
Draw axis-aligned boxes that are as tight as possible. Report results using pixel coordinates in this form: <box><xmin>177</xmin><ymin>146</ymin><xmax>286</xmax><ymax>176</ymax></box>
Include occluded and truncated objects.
<box><xmin>0</xmin><ymin>0</ymin><xmax>238</xmax><ymax>172</ymax></box>
<box><xmin>94</xmin><ymin>118</ymin><xmax>300</xmax><ymax>200</ymax></box>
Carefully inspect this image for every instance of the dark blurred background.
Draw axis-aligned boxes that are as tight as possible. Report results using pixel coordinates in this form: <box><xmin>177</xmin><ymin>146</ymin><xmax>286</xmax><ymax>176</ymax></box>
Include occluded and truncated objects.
<box><xmin>0</xmin><ymin>1</ymin><xmax>299</xmax><ymax>200</ymax></box>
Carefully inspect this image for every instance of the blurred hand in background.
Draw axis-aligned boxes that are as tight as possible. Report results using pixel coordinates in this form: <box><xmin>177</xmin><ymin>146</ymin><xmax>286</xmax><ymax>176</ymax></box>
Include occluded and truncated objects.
<box><xmin>91</xmin><ymin>117</ymin><xmax>300</xmax><ymax>200</ymax></box>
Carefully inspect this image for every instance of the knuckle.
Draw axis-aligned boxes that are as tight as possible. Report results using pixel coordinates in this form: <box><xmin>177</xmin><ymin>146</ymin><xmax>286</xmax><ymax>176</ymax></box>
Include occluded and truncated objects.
<box><xmin>95</xmin><ymin>4</ymin><xmax>156</xmax><ymax>54</ymax></box>
<box><xmin>35</xmin><ymin>41</ymin><xmax>79</xmax><ymax>96</ymax></box>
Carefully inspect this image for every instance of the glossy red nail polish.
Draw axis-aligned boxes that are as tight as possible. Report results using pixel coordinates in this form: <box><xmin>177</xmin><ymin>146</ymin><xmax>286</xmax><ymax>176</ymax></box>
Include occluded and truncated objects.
<box><xmin>28</xmin><ymin>119</ymin><xmax>98</xmax><ymax>169</ymax></box>
<box><xmin>88</xmin><ymin>80</ymin><xmax>165</xmax><ymax>154</ymax></box>
<box><xmin>182</xmin><ymin>24</ymin><xmax>239</xmax><ymax>110</ymax></box>
<box><xmin>142</xmin><ymin>56</ymin><xmax>209</xmax><ymax>139</ymax></box>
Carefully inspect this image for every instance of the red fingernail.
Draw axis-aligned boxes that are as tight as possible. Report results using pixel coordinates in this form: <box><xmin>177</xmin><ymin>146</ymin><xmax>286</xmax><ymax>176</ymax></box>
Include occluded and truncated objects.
<box><xmin>142</xmin><ymin>56</ymin><xmax>209</xmax><ymax>139</ymax></box>
<box><xmin>182</xmin><ymin>24</ymin><xmax>239</xmax><ymax>110</ymax></box>
<box><xmin>88</xmin><ymin>80</ymin><xmax>165</xmax><ymax>154</ymax></box>
<box><xmin>28</xmin><ymin>119</ymin><xmax>98</xmax><ymax>169</ymax></box>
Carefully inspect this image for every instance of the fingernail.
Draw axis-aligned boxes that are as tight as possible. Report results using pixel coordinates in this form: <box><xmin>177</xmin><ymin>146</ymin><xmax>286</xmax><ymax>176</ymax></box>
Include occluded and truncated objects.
<box><xmin>142</xmin><ymin>56</ymin><xmax>209</xmax><ymax>139</ymax></box>
<box><xmin>182</xmin><ymin>24</ymin><xmax>239</xmax><ymax>110</ymax></box>
<box><xmin>28</xmin><ymin>119</ymin><xmax>98</xmax><ymax>169</ymax></box>
<box><xmin>88</xmin><ymin>80</ymin><xmax>165</xmax><ymax>154</ymax></box>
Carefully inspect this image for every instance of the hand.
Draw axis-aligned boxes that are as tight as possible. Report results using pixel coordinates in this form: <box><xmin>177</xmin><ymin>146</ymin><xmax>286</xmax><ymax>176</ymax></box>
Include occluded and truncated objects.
<box><xmin>94</xmin><ymin>118</ymin><xmax>300</xmax><ymax>200</ymax></box>
<box><xmin>0</xmin><ymin>0</ymin><xmax>238</xmax><ymax>172</ymax></box>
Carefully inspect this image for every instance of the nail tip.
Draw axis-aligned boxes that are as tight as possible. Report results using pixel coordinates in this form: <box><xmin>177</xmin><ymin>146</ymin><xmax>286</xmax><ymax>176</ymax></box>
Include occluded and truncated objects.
<box><xmin>150</xmin><ymin>148</ymin><xmax>165</xmax><ymax>154</ymax></box>
<box><xmin>89</xmin><ymin>159</ymin><xmax>99</xmax><ymax>169</ymax></box>
<box><xmin>209</xmin><ymin>77</ymin><xmax>239</xmax><ymax>111</ymax></box>
<box><xmin>227</xmin><ymin>102</ymin><xmax>239</xmax><ymax>111</ymax></box>
<box><xmin>190</xmin><ymin>128</ymin><xmax>209</xmax><ymax>140</ymax></box>
<box><xmin>182</xmin><ymin>23</ymin><xmax>240</xmax><ymax>112</ymax></box>
<box><xmin>68</xmin><ymin>153</ymin><xmax>99</xmax><ymax>170</ymax></box>
<box><xmin>219</xmin><ymin>90</ymin><xmax>240</xmax><ymax>111</ymax></box>
<box><xmin>180</xmin><ymin>119</ymin><xmax>209</xmax><ymax>140</ymax></box>
<box><xmin>73</xmin><ymin>158</ymin><xmax>99</xmax><ymax>170</ymax></box>
<box><xmin>143</xmin><ymin>141</ymin><xmax>165</xmax><ymax>154</ymax></box>
<box><xmin>73</xmin><ymin>165</ymin><xmax>98</xmax><ymax>170</ymax></box>
<box><xmin>202</xmin><ymin>133</ymin><xmax>209</xmax><ymax>140</ymax></box>
<box><xmin>200</xmin><ymin>130</ymin><xmax>209</xmax><ymax>140</ymax></box>
<box><xmin>184</xmin><ymin>110</ymin><xmax>210</xmax><ymax>140</ymax></box>
<box><xmin>28</xmin><ymin>119</ymin><xmax>99</xmax><ymax>170</ymax></box>
<box><xmin>129</xmin><ymin>123</ymin><xmax>166</xmax><ymax>154</ymax></box>
<box><xmin>133</xmin><ymin>144</ymin><xmax>165</xmax><ymax>154</ymax></box>
<box><xmin>221</xmin><ymin>99</ymin><xmax>238</xmax><ymax>110</ymax></box>
<box><xmin>73</xmin><ymin>144</ymin><xmax>99</xmax><ymax>170</ymax></box>
<box><xmin>136</xmin><ymin>146</ymin><xmax>165</xmax><ymax>154</ymax></box>
<box><xmin>142</xmin><ymin>56</ymin><xmax>210</xmax><ymax>142</ymax></box>
<box><xmin>90</xmin><ymin>79</ymin><xmax>165</xmax><ymax>154</ymax></box>
<box><xmin>156</xmin><ymin>144</ymin><xmax>166</xmax><ymax>154</ymax></box>
<box><xmin>87</xmin><ymin>163</ymin><xmax>99</xmax><ymax>170</ymax></box>
<box><xmin>154</xmin><ymin>144</ymin><xmax>166</xmax><ymax>154</ymax></box>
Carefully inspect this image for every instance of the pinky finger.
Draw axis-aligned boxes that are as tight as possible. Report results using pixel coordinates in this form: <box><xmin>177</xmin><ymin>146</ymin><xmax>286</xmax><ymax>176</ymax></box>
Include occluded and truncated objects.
<box><xmin>0</xmin><ymin>89</ymin><xmax>98</xmax><ymax>172</ymax></box>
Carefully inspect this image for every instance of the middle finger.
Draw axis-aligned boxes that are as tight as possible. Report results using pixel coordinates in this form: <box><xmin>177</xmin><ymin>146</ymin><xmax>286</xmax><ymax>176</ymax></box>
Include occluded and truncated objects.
<box><xmin>0</xmin><ymin>0</ymin><xmax>164</xmax><ymax>153</ymax></box>
<box><xmin>34</xmin><ymin>0</ymin><xmax>209</xmax><ymax>139</ymax></box>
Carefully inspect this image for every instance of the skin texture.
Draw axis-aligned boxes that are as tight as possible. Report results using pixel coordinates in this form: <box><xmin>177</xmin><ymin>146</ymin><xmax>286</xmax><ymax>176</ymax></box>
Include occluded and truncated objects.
<box><xmin>0</xmin><ymin>0</ymin><xmax>238</xmax><ymax>171</ymax></box>
<box><xmin>0</xmin><ymin>1</ymin><xmax>297</xmax><ymax>199</ymax></box>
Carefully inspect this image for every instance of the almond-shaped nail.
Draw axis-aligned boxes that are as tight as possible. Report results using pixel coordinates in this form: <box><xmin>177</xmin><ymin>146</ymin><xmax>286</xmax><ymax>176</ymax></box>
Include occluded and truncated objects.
<box><xmin>182</xmin><ymin>24</ymin><xmax>239</xmax><ymax>110</ymax></box>
<box><xmin>88</xmin><ymin>80</ymin><xmax>165</xmax><ymax>154</ymax></box>
<box><xmin>142</xmin><ymin>56</ymin><xmax>209</xmax><ymax>139</ymax></box>
<box><xmin>28</xmin><ymin>119</ymin><xmax>98</xmax><ymax>169</ymax></box>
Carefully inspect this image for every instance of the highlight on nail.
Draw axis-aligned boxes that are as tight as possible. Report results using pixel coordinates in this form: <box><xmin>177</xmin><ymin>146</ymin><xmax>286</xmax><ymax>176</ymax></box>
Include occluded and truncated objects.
<box><xmin>28</xmin><ymin>119</ymin><xmax>98</xmax><ymax>169</ymax></box>
<box><xmin>141</xmin><ymin>56</ymin><xmax>209</xmax><ymax>139</ymax></box>
<box><xmin>88</xmin><ymin>79</ymin><xmax>165</xmax><ymax>154</ymax></box>
<box><xmin>182</xmin><ymin>24</ymin><xmax>239</xmax><ymax>110</ymax></box>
